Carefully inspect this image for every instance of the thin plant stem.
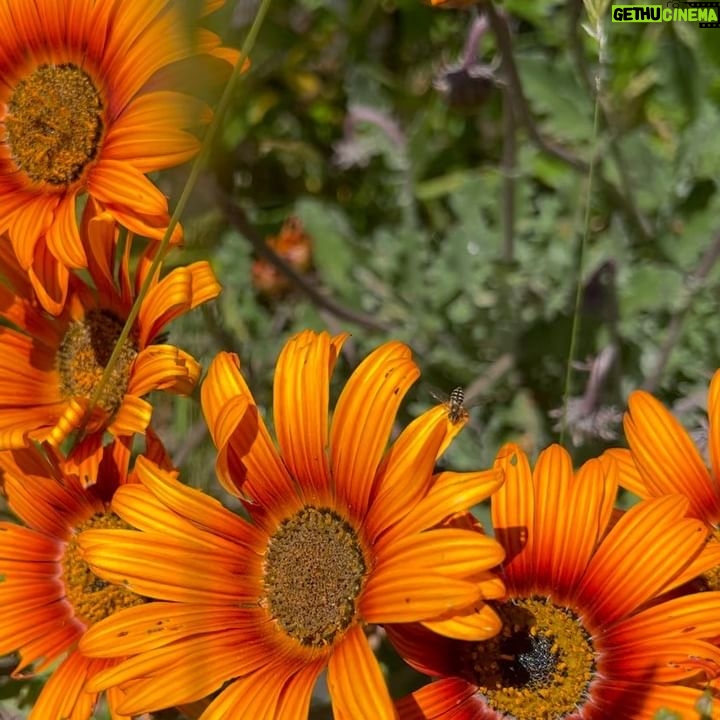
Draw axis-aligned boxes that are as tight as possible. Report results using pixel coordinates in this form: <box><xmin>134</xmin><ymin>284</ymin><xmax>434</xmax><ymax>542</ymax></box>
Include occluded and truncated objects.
<box><xmin>500</xmin><ymin>87</ymin><xmax>516</xmax><ymax>264</ymax></box>
<box><xmin>559</xmin><ymin>21</ymin><xmax>604</xmax><ymax>447</ymax></box>
<box><xmin>78</xmin><ymin>0</ymin><xmax>274</xmax><ymax>444</ymax></box>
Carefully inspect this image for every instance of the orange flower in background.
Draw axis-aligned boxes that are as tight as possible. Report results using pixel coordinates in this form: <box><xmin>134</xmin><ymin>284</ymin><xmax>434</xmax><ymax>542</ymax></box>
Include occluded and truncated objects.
<box><xmin>392</xmin><ymin>444</ymin><xmax>720</xmax><ymax>720</ymax></box>
<box><xmin>428</xmin><ymin>0</ymin><xmax>480</xmax><ymax>8</ymax></box>
<box><xmin>77</xmin><ymin>331</ymin><xmax>505</xmax><ymax>718</ymax></box>
<box><xmin>0</xmin><ymin>201</ymin><xmax>221</xmax><ymax>483</ymax></box>
<box><xmin>0</xmin><ymin>436</ymin><xmax>171</xmax><ymax>720</ymax></box>
<box><xmin>251</xmin><ymin>216</ymin><xmax>313</xmax><ymax>297</ymax></box>
<box><xmin>0</xmin><ymin>0</ymin><xmax>237</xmax><ymax>314</ymax></box>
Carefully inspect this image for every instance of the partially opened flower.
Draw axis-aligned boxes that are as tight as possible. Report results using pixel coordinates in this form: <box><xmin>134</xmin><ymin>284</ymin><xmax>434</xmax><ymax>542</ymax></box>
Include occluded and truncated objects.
<box><xmin>0</xmin><ymin>436</ymin><xmax>170</xmax><ymax>720</ymax></box>
<box><xmin>0</xmin><ymin>0</ymin><xmax>237</xmax><ymax>313</ymax></box>
<box><xmin>392</xmin><ymin>444</ymin><xmax>720</xmax><ymax>720</ymax></box>
<box><xmin>77</xmin><ymin>330</ymin><xmax>506</xmax><ymax>718</ymax></box>
<box><xmin>0</xmin><ymin>203</ymin><xmax>221</xmax><ymax>482</ymax></box>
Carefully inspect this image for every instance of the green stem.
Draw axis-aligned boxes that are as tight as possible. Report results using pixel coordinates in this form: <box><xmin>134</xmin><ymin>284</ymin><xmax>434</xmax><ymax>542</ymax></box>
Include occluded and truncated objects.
<box><xmin>79</xmin><ymin>0</ymin><xmax>274</xmax><ymax>443</ymax></box>
<box><xmin>559</xmin><ymin>20</ymin><xmax>604</xmax><ymax>447</ymax></box>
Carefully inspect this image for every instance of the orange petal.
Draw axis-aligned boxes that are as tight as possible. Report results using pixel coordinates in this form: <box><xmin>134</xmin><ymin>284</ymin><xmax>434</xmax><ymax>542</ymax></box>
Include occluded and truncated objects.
<box><xmin>29</xmin><ymin>650</ymin><xmax>108</xmax><ymax>720</ymax></box>
<box><xmin>366</xmin><ymin>407</ymin><xmax>448</xmax><ymax>542</ymax></box>
<box><xmin>576</xmin><ymin>495</ymin><xmax>708</xmax><ymax>626</ymax></box>
<box><xmin>550</xmin><ymin>454</ymin><xmax>617</xmax><ymax>600</ymax></box>
<box><xmin>45</xmin><ymin>195</ymin><xmax>87</xmax><ymax>269</ymax></box>
<box><xmin>708</xmin><ymin>369</ymin><xmax>720</xmax><ymax>503</ymax></box>
<box><xmin>625</xmin><ymin>390</ymin><xmax>719</xmax><ymax>521</ymax></box>
<box><xmin>362</xmin><ymin>568</ymin><xmax>480</xmax><ymax>623</ymax></box>
<box><xmin>381</xmin><ymin>468</ymin><xmax>503</xmax><ymax>546</ymax></box>
<box><xmin>27</xmin><ymin>240</ymin><xmax>70</xmax><ymax>316</ymax></box>
<box><xmin>604</xmin><ymin>447</ymin><xmax>648</xmax><ymax>499</ymax></box>
<box><xmin>272</xmin><ymin>331</ymin><xmax>335</xmax><ymax>500</ymax></box>
<box><xmin>88</xmin><ymin>159</ymin><xmax>170</xmax><ymax>218</ymax></box>
<box><xmin>108</xmin><ymin>395</ymin><xmax>152</xmax><ymax>436</ymax></box>
<box><xmin>395</xmin><ymin>678</ymin><xmax>477</xmax><ymax>720</ymax></box>
<box><xmin>128</xmin><ymin>345</ymin><xmax>200</xmax><ymax>396</ymax></box>
<box><xmin>8</xmin><ymin>193</ymin><xmax>57</xmax><ymax>268</ymax></box>
<box><xmin>529</xmin><ymin>444</ymin><xmax>573</xmax><ymax>586</ymax></box>
<box><xmin>374</xmin><ymin>529</ymin><xmax>505</xmax><ymax>582</ymax></box>
<box><xmin>202</xmin><ymin>352</ymin><xmax>298</xmax><ymax>517</ymax></box>
<box><xmin>131</xmin><ymin>457</ymin><xmax>265</xmax><ymax>551</ymax></box>
<box><xmin>276</xmin><ymin>658</ymin><xmax>326</xmax><ymax>718</ymax></box>
<box><xmin>62</xmin><ymin>431</ymin><xmax>104</xmax><ymax>488</ymax></box>
<box><xmin>421</xmin><ymin>603</ymin><xmax>503</xmax><ymax>641</ymax></box>
<box><xmin>491</xmin><ymin>443</ymin><xmax>535</xmax><ymax>593</ymax></box>
<box><xmin>331</xmin><ymin>341</ymin><xmax>419</xmax><ymax>521</ymax></box>
<box><xmin>327</xmin><ymin>625</ymin><xmax>395</xmax><ymax>720</ymax></box>
<box><xmin>138</xmin><ymin>261</ymin><xmax>221</xmax><ymax>346</ymax></box>
<box><xmin>80</xmin><ymin>529</ymin><xmax>255</xmax><ymax>604</ymax></box>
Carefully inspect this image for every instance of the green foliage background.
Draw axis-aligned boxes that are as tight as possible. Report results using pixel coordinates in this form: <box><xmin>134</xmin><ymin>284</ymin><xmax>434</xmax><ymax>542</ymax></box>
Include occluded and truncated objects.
<box><xmin>172</xmin><ymin>0</ymin><xmax>720</xmax><ymax>481</ymax></box>
<box><xmin>5</xmin><ymin>0</ymin><xmax>720</xmax><ymax>717</ymax></box>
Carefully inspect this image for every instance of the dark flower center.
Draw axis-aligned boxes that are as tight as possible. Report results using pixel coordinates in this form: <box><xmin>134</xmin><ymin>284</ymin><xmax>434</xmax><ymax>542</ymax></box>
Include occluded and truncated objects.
<box><xmin>462</xmin><ymin>597</ymin><xmax>595</xmax><ymax>720</ymax></box>
<box><xmin>5</xmin><ymin>63</ymin><xmax>104</xmax><ymax>186</ymax></box>
<box><xmin>263</xmin><ymin>506</ymin><xmax>367</xmax><ymax>647</ymax></box>
<box><xmin>57</xmin><ymin>309</ymin><xmax>138</xmax><ymax>417</ymax></box>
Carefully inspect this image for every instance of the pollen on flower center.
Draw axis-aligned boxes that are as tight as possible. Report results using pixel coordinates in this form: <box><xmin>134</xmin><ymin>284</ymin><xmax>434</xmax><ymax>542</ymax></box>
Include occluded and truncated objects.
<box><xmin>462</xmin><ymin>597</ymin><xmax>594</xmax><ymax>720</ymax></box>
<box><xmin>62</xmin><ymin>512</ymin><xmax>145</xmax><ymax>627</ymax></box>
<box><xmin>57</xmin><ymin>309</ymin><xmax>138</xmax><ymax>416</ymax></box>
<box><xmin>5</xmin><ymin>63</ymin><xmax>104</xmax><ymax>186</ymax></box>
<box><xmin>263</xmin><ymin>506</ymin><xmax>368</xmax><ymax>647</ymax></box>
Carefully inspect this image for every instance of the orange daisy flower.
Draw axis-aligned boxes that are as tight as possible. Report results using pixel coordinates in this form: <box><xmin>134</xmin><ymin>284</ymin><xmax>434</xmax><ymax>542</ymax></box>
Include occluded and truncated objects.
<box><xmin>76</xmin><ymin>330</ymin><xmax>506</xmax><ymax>718</ymax></box>
<box><xmin>392</xmin><ymin>444</ymin><xmax>720</xmax><ymax>720</ymax></box>
<box><xmin>608</xmin><ymin>370</ymin><xmax>720</xmax><ymax>525</ymax></box>
<box><xmin>0</xmin><ymin>201</ymin><xmax>221</xmax><ymax>482</ymax></box>
<box><xmin>607</xmin><ymin>370</ymin><xmax>720</xmax><ymax>591</ymax></box>
<box><xmin>0</xmin><ymin>435</ymin><xmax>171</xmax><ymax>720</ymax></box>
<box><xmin>0</xmin><ymin>0</ymin><xmax>236</xmax><ymax>314</ymax></box>
<box><xmin>251</xmin><ymin>216</ymin><xmax>313</xmax><ymax>298</ymax></box>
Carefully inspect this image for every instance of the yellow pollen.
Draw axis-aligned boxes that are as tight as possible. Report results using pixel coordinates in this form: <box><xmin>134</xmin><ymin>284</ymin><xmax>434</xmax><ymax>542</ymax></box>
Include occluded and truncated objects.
<box><xmin>62</xmin><ymin>512</ymin><xmax>145</xmax><ymax>627</ymax></box>
<box><xmin>57</xmin><ymin>309</ymin><xmax>138</xmax><ymax>417</ymax></box>
<box><xmin>263</xmin><ymin>506</ymin><xmax>367</xmax><ymax>648</ymax></box>
<box><xmin>5</xmin><ymin>63</ymin><xmax>104</xmax><ymax>186</ymax></box>
<box><xmin>462</xmin><ymin>597</ymin><xmax>595</xmax><ymax>720</ymax></box>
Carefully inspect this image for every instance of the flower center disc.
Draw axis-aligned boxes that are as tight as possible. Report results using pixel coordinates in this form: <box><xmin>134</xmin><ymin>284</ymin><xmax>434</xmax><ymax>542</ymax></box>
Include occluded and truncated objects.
<box><xmin>57</xmin><ymin>309</ymin><xmax>138</xmax><ymax>416</ymax></box>
<box><xmin>6</xmin><ymin>63</ymin><xmax>104</xmax><ymax>186</ymax></box>
<box><xmin>263</xmin><ymin>506</ymin><xmax>367</xmax><ymax>648</ymax></box>
<box><xmin>63</xmin><ymin>512</ymin><xmax>145</xmax><ymax>626</ymax></box>
<box><xmin>463</xmin><ymin>597</ymin><xmax>595</xmax><ymax>720</ymax></box>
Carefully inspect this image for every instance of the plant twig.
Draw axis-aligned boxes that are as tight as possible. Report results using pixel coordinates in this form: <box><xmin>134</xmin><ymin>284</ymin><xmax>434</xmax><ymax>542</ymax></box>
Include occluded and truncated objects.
<box><xmin>566</xmin><ymin>0</ymin><xmax>652</xmax><ymax>242</ymax></box>
<box><xmin>217</xmin><ymin>191</ymin><xmax>391</xmax><ymax>332</ymax></box>
<box><xmin>486</xmin><ymin>1</ymin><xmax>652</xmax><ymax>243</ymax></box>
<box><xmin>500</xmin><ymin>86</ymin><xmax>516</xmax><ymax>263</ymax></box>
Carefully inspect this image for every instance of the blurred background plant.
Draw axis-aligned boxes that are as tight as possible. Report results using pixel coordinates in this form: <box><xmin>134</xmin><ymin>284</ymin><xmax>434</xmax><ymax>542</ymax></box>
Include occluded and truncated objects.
<box><xmin>3</xmin><ymin>0</ymin><xmax>720</xmax><ymax>717</ymax></box>
<box><xmin>166</xmin><ymin>0</ymin><xmax>720</xmax><ymax>482</ymax></box>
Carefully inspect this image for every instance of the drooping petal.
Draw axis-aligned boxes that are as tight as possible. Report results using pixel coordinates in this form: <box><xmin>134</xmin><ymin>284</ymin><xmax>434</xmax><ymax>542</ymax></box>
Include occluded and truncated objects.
<box><xmin>202</xmin><ymin>352</ymin><xmax>299</xmax><ymax>520</ymax></box>
<box><xmin>327</xmin><ymin>625</ymin><xmax>396</xmax><ymax>720</ymax></box>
